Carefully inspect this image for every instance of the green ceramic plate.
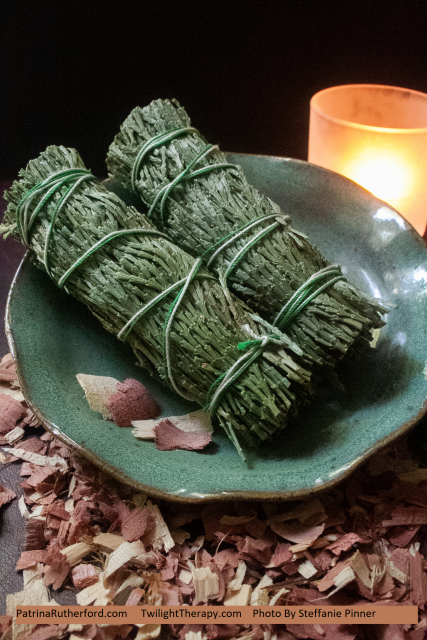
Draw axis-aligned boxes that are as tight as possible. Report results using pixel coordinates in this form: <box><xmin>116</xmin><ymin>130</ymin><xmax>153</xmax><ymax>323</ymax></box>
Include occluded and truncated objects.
<box><xmin>6</xmin><ymin>154</ymin><xmax>427</xmax><ymax>502</ymax></box>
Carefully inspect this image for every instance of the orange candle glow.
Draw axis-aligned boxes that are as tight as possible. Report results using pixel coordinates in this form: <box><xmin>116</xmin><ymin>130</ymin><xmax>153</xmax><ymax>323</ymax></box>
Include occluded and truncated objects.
<box><xmin>308</xmin><ymin>84</ymin><xmax>427</xmax><ymax>235</ymax></box>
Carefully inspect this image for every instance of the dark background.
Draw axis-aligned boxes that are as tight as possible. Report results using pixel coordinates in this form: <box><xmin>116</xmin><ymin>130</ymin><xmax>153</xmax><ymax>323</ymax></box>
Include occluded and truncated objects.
<box><xmin>1</xmin><ymin>0</ymin><xmax>427</xmax><ymax>180</ymax></box>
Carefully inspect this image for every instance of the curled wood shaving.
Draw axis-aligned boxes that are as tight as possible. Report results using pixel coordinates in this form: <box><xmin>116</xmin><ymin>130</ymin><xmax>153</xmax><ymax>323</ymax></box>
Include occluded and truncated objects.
<box><xmin>132</xmin><ymin>409</ymin><xmax>212</xmax><ymax>439</ymax></box>
<box><xmin>76</xmin><ymin>373</ymin><xmax>119</xmax><ymax>420</ymax></box>
<box><xmin>2</xmin><ymin>448</ymin><xmax>67</xmax><ymax>468</ymax></box>
<box><xmin>104</xmin><ymin>540</ymin><xmax>146</xmax><ymax>579</ymax></box>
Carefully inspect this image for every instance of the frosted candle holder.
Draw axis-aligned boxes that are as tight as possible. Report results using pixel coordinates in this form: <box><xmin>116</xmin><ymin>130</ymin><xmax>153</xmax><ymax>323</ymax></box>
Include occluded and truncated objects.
<box><xmin>309</xmin><ymin>84</ymin><xmax>427</xmax><ymax>235</ymax></box>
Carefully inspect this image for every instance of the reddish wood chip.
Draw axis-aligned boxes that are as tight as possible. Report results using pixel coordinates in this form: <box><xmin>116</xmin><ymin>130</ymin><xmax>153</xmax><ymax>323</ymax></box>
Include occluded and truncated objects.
<box><xmin>24</xmin><ymin>625</ymin><xmax>68</xmax><ymax>640</ymax></box>
<box><xmin>161</xmin><ymin>554</ymin><xmax>178</xmax><ymax>581</ymax></box>
<box><xmin>271</xmin><ymin>521</ymin><xmax>325</xmax><ymax>545</ymax></box>
<box><xmin>237</xmin><ymin>535</ymin><xmax>273</xmax><ymax>565</ymax></box>
<box><xmin>326</xmin><ymin>532</ymin><xmax>364</xmax><ymax>555</ymax></box>
<box><xmin>213</xmin><ymin>548</ymin><xmax>240</xmax><ymax>571</ymax></box>
<box><xmin>24</xmin><ymin>519</ymin><xmax>46</xmax><ymax>551</ymax></box>
<box><xmin>383</xmin><ymin>505</ymin><xmax>427</xmax><ymax>526</ymax></box>
<box><xmin>272</xmin><ymin>542</ymin><xmax>293</xmax><ymax>566</ymax></box>
<box><xmin>15</xmin><ymin>550</ymin><xmax>48</xmax><ymax>570</ymax></box>
<box><xmin>48</xmin><ymin>438</ymin><xmax>72</xmax><ymax>458</ymax></box>
<box><xmin>0</xmin><ymin>393</ymin><xmax>25</xmax><ymax>433</ymax></box>
<box><xmin>121</xmin><ymin>507</ymin><xmax>151</xmax><ymax>542</ymax></box>
<box><xmin>387</xmin><ymin>525</ymin><xmax>420</xmax><ymax>547</ymax></box>
<box><xmin>25</xmin><ymin>466</ymin><xmax>58</xmax><ymax>489</ymax></box>
<box><xmin>43</xmin><ymin>548</ymin><xmax>71</xmax><ymax>590</ymax></box>
<box><xmin>0</xmin><ymin>483</ymin><xmax>16</xmax><ymax>507</ymax></box>
<box><xmin>408</xmin><ymin>550</ymin><xmax>427</xmax><ymax>607</ymax></box>
<box><xmin>18</xmin><ymin>437</ymin><xmax>48</xmax><ymax>455</ymax></box>
<box><xmin>317</xmin><ymin>557</ymin><xmax>353</xmax><ymax>592</ymax></box>
<box><xmin>71</xmin><ymin>563</ymin><xmax>99</xmax><ymax>589</ymax></box>
<box><xmin>0</xmin><ymin>353</ymin><xmax>17</xmax><ymax>382</ymax></box>
<box><xmin>20</xmin><ymin>407</ymin><xmax>41</xmax><ymax>427</ymax></box>
<box><xmin>155</xmin><ymin>419</ymin><xmax>212</xmax><ymax>451</ymax></box>
<box><xmin>161</xmin><ymin>585</ymin><xmax>181</xmax><ymax>606</ymax></box>
<box><xmin>0</xmin><ymin>615</ymin><xmax>12</xmax><ymax>635</ymax></box>
<box><xmin>108</xmin><ymin>378</ymin><xmax>161</xmax><ymax>427</ymax></box>
<box><xmin>125</xmin><ymin>586</ymin><xmax>145</xmax><ymax>606</ymax></box>
<box><xmin>48</xmin><ymin>500</ymin><xmax>71</xmax><ymax>521</ymax></box>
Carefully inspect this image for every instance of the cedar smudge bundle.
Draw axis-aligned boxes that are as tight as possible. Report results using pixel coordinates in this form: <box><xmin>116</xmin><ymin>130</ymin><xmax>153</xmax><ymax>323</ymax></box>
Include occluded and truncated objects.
<box><xmin>107</xmin><ymin>99</ymin><xmax>390</xmax><ymax>383</ymax></box>
<box><xmin>1</xmin><ymin>146</ymin><xmax>316</xmax><ymax>457</ymax></box>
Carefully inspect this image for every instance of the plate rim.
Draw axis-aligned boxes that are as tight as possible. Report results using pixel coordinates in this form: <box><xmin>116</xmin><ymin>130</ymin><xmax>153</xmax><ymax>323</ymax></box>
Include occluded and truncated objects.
<box><xmin>5</xmin><ymin>154</ymin><xmax>427</xmax><ymax>503</ymax></box>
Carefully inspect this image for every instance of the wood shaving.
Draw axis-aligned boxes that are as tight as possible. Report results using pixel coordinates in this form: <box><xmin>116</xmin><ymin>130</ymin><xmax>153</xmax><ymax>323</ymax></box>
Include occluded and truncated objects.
<box><xmin>2</xmin><ymin>351</ymin><xmax>427</xmax><ymax>638</ymax></box>
<box><xmin>76</xmin><ymin>374</ymin><xmax>119</xmax><ymax>420</ymax></box>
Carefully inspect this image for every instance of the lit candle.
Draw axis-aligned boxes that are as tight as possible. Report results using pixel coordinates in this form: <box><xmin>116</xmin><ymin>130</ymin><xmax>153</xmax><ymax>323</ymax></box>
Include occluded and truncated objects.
<box><xmin>308</xmin><ymin>84</ymin><xmax>427</xmax><ymax>235</ymax></box>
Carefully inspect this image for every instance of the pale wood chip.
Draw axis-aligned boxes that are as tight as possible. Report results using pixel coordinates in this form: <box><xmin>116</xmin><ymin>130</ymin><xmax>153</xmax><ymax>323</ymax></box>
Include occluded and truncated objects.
<box><xmin>327</xmin><ymin>566</ymin><xmax>356</xmax><ymax>597</ymax></box>
<box><xmin>18</xmin><ymin>496</ymin><xmax>30</xmax><ymax>520</ymax></box>
<box><xmin>112</xmin><ymin>572</ymin><xmax>145</xmax><ymax>605</ymax></box>
<box><xmin>60</xmin><ymin>542</ymin><xmax>95</xmax><ymax>566</ymax></box>
<box><xmin>388</xmin><ymin>560</ymin><xmax>408</xmax><ymax>584</ymax></box>
<box><xmin>64</xmin><ymin>498</ymin><xmax>74</xmax><ymax>513</ymax></box>
<box><xmin>143</xmin><ymin>500</ymin><xmax>174</xmax><ymax>552</ymax></box>
<box><xmin>351</xmin><ymin>550</ymin><xmax>372</xmax><ymax>588</ymax></box>
<box><xmin>28</xmin><ymin>492</ymin><xmax>44</xmax><ymax>503</ymax></box>
<box><xmin>93</xmin><ymin>532</ymin><xmax>125</xmax><ymax>551</ymax></box>
<box><xmin>76</xmin><ymin>373</ymin><xmax>119</xmax><ymax>419</ymax></box>
<box><xmin>178</xmin><ymin>569</ymin><xmax>192</xmax><ymax>584</ymax></box>
<box><xmin>23</xmin><ymin>563</ymin><xmax>44</xmax><ymax>587</ymax></box>
<box><xmin>269</xmin><ymin>586</ymin><xmax>289</xmax><ymax>606</ymax></box>
<box><xmin>191</xmin><ymin>565</ymin><xmax>219</xmax><ymax>602</ymax></box>
<box><xmin>190</xmin><ymin>535</ymin><xmax>205</xmax><ymax>552</ymax></box>
<box><xmin>104</xmin><ymin>540</ymin><xmax>146</xmax><ymax>579</ymax></box>
<box><xmin>227</xmin><ymin>562</ymin><xmax>246</xmax><ymax>591</ymax></box>
<box><xmin>224</xmin><ymin>583</ymin><xmax>252</xmax><ymax>606</ymax></box>
<box><xmin>28</xmin><ymin>505</ymin><xmax>44</xmax><ymax>519</ymax></box>
<box><xmin>4</xmin><ymin>427</ymin><xmax>24</xmax><ymax>445</ymax></box>
<box><xmin>250</xmin><ymin>575</ymin><xmax>273</xmax><ymax>605</ymax></box>
<box><xmin>7</xmin><ymin>578</ymin><xmax>51</xmax><ymax>640</ymax></box>
<box><xmin>68</xmin><ymin>474</ymin><xmax>76</xmax><ymax>497</ymax></box>
<box><xmin>134</xmin><ymin>625</ymin><xmax>161</xmax><ymax>640</ymax></box>
<box><xmin>298</xmin><ymin>559</ymin><xmax>318</xmax><ymax>579</ymax></box>
<box><xmin>2</xmin><ymin>448</ymin><xmax>67</xmax><ymax>468</ymax></box>
<box><xmin>0</xmin><ymin>382</ymin><xmax>24</xmax><ymax>402</ymax></box>
<box><xmin>185</xmin><ymin>633</ymin><xmax>203</xmax><ymax>640</ymax></box>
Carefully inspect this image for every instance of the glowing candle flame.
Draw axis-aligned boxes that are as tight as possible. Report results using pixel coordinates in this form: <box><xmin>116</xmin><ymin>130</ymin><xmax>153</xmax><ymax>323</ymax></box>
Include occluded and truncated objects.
<box><xmin>309</xmin><ymin>85</ymin><xmax>427</xmax><ymax>235</ymax></box>
<box><xmin>348</xmin><ymin>154</ymin><xmax>413</xmax><ymax>203</ymax></box>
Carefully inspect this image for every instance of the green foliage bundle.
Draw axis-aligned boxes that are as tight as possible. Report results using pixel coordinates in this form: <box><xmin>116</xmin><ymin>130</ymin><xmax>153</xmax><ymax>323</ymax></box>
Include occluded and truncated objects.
<box><xmin>1</xmin><ymin>146</ymin><xmax>316</xmax><ymax>457</ymax></box>
<box><xmin>107</xmin><ymin>99</ymin><xmax>389</xmax><ymax>383</ymax></box>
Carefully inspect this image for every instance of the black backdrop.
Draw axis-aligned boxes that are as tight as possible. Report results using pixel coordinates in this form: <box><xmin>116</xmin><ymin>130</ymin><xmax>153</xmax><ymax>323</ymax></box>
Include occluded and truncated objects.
<box><xmin>1</xmin><ymin>0</ymin><xmax>427</xmax><ymax>179</ymax></box>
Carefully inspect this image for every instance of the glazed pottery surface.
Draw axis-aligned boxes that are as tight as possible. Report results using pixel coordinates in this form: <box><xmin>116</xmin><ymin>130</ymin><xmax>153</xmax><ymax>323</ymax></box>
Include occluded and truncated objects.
<box><xmin>7</xmin><ymin>154</ymin><xmax>427</xmax><ymax>501</ymax></box>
